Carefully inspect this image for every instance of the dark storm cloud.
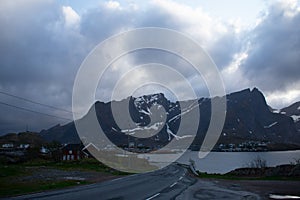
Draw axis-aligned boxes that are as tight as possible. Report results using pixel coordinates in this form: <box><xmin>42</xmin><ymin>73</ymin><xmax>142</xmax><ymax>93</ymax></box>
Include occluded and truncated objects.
<box><xmin>209</xmin><ymin>30</ymin><xmax>243</xmax><ymax>69</ymax></box>
<box><xmin>0</xmin><ymin>1</ymin><xmax>81</xmax><ymax>97</ymax></box>
<box><xmin>0</xmin><ymin>1</ymin><xmax>145</xmax><ymax>133</ymax></box>
<box><xmin>241</xmin><ymin>1</ymin><xmax>300</xmax><ymax>92</ymax></box>
<box><xmin>0</xmin><ymin>0</ymin><xmax>299</xmax><ymax>134</ymax></box>
<box><xmin>0</xmin><ymin>0</ymin><xmax>85</xmax><ymax>133</ymax></box>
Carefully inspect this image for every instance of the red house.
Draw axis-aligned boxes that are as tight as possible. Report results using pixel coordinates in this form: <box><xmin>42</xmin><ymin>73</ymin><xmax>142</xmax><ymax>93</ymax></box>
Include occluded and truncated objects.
<box><xmin>61</xmin><ymin>144</ymin><xmax>86</xmax><ymax>161</ymax></box>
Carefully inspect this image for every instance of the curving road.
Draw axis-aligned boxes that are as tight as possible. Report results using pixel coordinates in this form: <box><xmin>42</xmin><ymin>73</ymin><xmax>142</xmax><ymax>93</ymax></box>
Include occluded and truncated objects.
<box><xmin>7</xmin><ymin>164</ymin><xmax>262</xmax><ymax>200</ymax></box>
<box><xmin>7</xmin><ymin>164</ymin><xmax>196</xmax><ymax>200</ymax></box>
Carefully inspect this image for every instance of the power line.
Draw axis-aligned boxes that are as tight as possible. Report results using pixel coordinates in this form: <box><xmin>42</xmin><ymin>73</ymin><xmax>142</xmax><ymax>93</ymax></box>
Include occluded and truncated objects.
<box><xmin>0</xmin><ymin>91</ymin><xmax>73</xmax><ymax>114</ymax></box>
<box><xmin>0</xmin><ymin>101</ymin><xmax>72</xmax><ymax>121</ymax></box>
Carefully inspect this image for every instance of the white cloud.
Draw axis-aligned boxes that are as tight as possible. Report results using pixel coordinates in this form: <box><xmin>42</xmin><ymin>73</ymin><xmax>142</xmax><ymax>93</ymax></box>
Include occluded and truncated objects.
<box><xmin>278</xmin><ymin>0</ymin><xmax>300</xmax><ymax>18</ymax></box>
<box><xmin>266</xmin><ymin>88</ymin><xmax>300</xmax><ymax>109</ymax></box>
<box><xmin>105</xmin><ymin>1</ymin><xmax>121</xmax><ymax>10</ymax></box>
<box><xmin>150</xmin><ymin>0</ymin><xmax>228</xmax><ymax>45</ymax></box>
<box><xmin>62</xmin><ymin>6</ymin><xmax>80</xmax><ymax>29</ymax></box>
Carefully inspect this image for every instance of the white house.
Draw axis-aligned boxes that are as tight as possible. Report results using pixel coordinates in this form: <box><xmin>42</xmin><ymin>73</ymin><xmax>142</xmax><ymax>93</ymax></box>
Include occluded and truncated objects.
<box><xmin>2</xmin><ymin>143</ymin><xmax>14</xmax><ymax>148</ymax></box>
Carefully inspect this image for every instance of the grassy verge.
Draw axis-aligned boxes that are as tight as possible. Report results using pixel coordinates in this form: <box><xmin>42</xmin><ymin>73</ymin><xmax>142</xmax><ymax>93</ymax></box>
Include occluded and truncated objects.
<box><xmin>0</xmin><ymin>179</ymin><xmax>87</xmax><ymax>197</ymax></box>
<box><xmin>0</xmin><ymin>158</ymin><xmax>130</xmax><ymax>197</ymax></box>
<box><xmin>23</xmin><ymin>158</ymin><xmax>131</xmax><ymax>175</ymax></box>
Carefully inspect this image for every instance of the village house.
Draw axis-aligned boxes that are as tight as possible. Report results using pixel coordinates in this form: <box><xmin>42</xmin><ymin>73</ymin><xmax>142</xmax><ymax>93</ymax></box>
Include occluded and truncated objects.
<box><xmin>18</xmin><ymin>144</ymin><xmax>30</xmax><ymax>149</ymax></box>
<box><xmin>61</xmin><ymin>144</ymin><xmax>87</xmax><ymax>161</ymax></box>
<box><xmin>2</xmin><ymin>143</ymin><xmax>14</xmax><ymax>148</ymax></box>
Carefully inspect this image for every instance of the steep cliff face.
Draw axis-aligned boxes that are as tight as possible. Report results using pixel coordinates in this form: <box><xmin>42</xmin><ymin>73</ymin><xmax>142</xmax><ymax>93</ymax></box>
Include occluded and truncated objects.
<box><xmin>219</xmin><ymin>88</ymin><xmax>298</xmax><ymax>144</ymax></box>
<box><xmin>40</xmin><ymin>88</ymin><xmax>300</xmax><ymax>149</ymax></box>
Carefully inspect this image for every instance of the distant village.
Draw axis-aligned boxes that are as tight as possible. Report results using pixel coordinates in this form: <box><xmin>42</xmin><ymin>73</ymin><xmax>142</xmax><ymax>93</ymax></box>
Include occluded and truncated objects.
<box><xmin>0</xmin><ymin>141</ymin><xmax>95</xmax><ymax>163</ymax></box>
<box><xmin>0</xmin><ymin>136</ymin><xmax>271</xmax><ymax>164</ymax></box>
<box><xmin>214</xmin><ymin>141</ymin><xmax>269</xmax><ymax>152</ymax></box>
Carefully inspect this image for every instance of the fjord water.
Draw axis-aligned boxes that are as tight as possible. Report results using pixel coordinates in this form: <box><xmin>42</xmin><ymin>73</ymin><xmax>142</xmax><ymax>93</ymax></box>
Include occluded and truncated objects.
<box><xmin>141</xmin><ymin>150</ymin><xmax>300</xmax><ymax>174</ymax></box>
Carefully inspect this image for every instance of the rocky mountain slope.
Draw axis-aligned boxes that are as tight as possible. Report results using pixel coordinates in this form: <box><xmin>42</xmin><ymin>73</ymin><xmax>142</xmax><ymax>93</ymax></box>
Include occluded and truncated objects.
<box><xmin>280</xmin><ymin>101</ymin><xmax>300</xmax><ymax>132</ymax></box>
<box><xmin>40</xmin><ymin>88</ymin><xmax>300</xmax><ymax>150</ymax></box>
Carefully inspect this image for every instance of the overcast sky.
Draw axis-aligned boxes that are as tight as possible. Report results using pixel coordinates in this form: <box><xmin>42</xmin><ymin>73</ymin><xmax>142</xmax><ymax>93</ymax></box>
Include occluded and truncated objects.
<box><xmin>0</xmin><ymin>0</ymin><xmax>299</xmax><ymax>134</ymax></box>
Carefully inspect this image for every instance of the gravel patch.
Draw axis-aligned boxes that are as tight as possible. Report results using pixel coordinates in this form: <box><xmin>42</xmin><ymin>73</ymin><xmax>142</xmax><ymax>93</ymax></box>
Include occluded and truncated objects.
<box><xmin>16</xmin><ymin>166</ymin><xmax>120</xmax><ymax>183</ymax></box>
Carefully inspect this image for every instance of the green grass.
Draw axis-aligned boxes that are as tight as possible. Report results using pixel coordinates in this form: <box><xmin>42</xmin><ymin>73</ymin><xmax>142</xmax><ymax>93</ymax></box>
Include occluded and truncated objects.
<box><xmin>0</xmin><ymin>158</ymin><xmax>131</xmax><ymax>197</ymax></box>
<box><xmin>0</xmin><ymin>162</ymin><xmax>84</xmax><ymax>197</ymax></box>
<box><xmin>0</xmin><ymin>179</ymin><xmax>87</xmax><ymax>197</ymax></box>
<box><xmin>0</xmin><ymin>165</ymin><xmax>26</xmax><ymax>177</ymax></box>
<box><xmin>22</xmin><ymin>158</ymin><xmax>132</xmax><ymax>175</ymax></box>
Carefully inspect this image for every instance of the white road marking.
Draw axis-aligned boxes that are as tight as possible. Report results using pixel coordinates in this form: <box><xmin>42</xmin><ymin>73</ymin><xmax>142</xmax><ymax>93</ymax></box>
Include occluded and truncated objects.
<box><xmin>110</xmin><ymin>177</ymin><xmax>125</xmax><ymax>182</ymax></box>
<box><xmin>179</xmin><ymin>176</ymin><xmax>183</xmax><ymax>180</ymax></box>
<box><xmin>110</xmin><ymin>173</ymin><xmax>141</xmax><ymax>182</ymax></box>
<box><xmin>170</xmin><ymin>182</ymin><xmax>177</xmax><ymax>188</ymax></box>
<box><xmin>146</xmin><ymin>193</ymin><xmax>160</xmax><ymax>200</ymax></box>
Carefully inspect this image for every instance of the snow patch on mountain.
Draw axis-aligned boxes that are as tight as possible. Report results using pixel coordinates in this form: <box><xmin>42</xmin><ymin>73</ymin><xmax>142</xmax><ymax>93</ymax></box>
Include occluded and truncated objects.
<box><xmin>139</xmin><ymin>108</ymin><xmax>151</xmax><ymax>115</ymax></box>
<box><xmin>134</xmin><ymin>95</ymin><xmax>158</xmax><ymax>116</ymax></box>
<box><xmin>272</xmin><ymin>109</ymin><xmax>280</xmax><ymax>113</ymax></box>
<box><xmin>264</xmin><ymin>122</ymin><xmax>278</xmax><ymax>128</ymax></box>
<box><xmin>121</xmin><ymin>122</ymin><xmax>164</xmax><ymax>135</ymax></box>
<box><xmin>291</xmin><ymin>115</ymin><xmax>300</xmax><ymax>122</ymax></box>
<box><xmin>168</xmin><ymin>100</ymin><xmax>199</xmax><ymax>123</ymax></box>
<box><xmin>166</xmin><ymin>123</ymin><xmax>193</xmax><ymax>141</ymax></box>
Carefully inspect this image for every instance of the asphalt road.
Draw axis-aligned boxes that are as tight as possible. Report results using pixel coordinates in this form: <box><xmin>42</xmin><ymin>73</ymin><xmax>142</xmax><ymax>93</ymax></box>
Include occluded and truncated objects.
<box><xmin>6</xmin><ymin>164</ymin><xmax>264</xmax><ymax>200</ymax></box>
<box><xmin>7</xmin><ymin>164</ymin><xmax>196</xmax><ymax>200</ymax></box>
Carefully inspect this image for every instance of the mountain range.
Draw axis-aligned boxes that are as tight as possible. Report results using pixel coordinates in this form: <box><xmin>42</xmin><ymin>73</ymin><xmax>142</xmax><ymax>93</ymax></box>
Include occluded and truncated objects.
<box><xmin>40</xmin><ymin>88</ymin><xmax>300</xmax><ymax>150</ymax></box>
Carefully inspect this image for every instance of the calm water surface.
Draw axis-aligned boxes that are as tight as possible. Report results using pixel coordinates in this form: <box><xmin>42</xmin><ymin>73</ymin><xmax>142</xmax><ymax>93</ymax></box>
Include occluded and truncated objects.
<box><xmin>141</xmin><ymin>150</ymin><xmax>300</xmax><ymax>174</ymax></box>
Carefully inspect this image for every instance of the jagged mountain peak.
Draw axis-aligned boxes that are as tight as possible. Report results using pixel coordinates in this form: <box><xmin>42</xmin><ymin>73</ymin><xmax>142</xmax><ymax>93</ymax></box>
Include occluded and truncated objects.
<box><xmin>40</xmin><ymin>88</ymin><xmax>300</xmax><ymax>149</ymax></box>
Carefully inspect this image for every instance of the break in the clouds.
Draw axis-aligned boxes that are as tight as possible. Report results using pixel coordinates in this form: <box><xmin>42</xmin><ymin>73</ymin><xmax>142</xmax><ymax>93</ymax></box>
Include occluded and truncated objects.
<box><xmin>0</xmin><ymin>0</ymin><xmax>299</xmax><ymax>133</ymax></box>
